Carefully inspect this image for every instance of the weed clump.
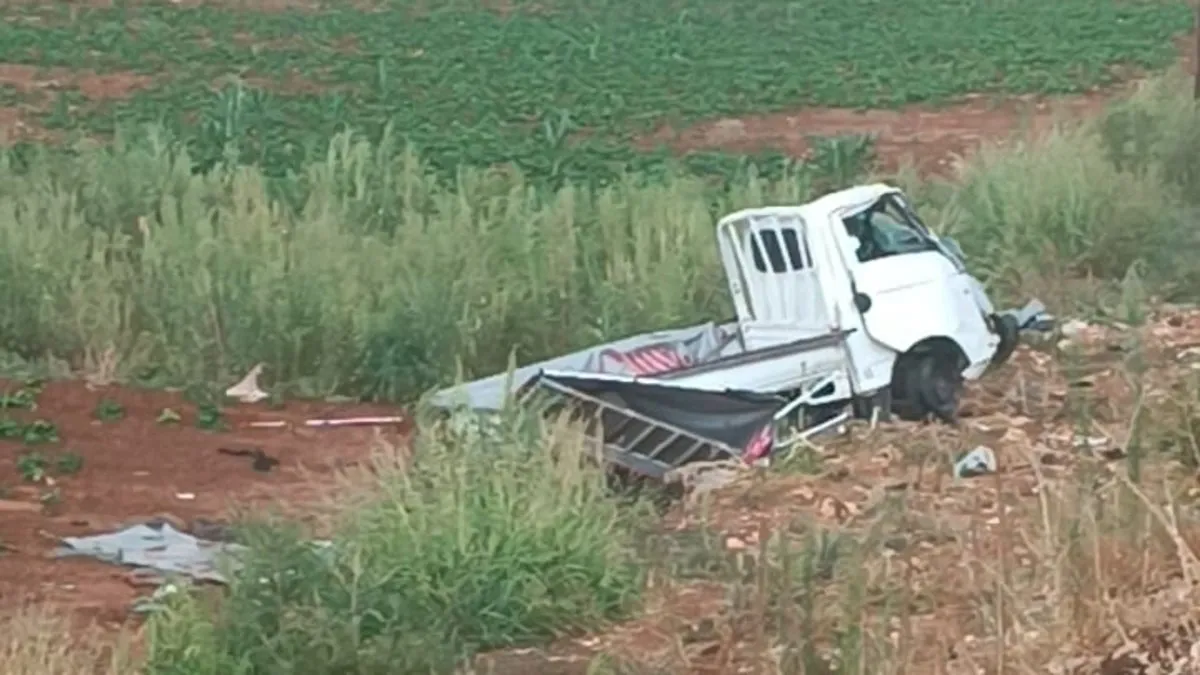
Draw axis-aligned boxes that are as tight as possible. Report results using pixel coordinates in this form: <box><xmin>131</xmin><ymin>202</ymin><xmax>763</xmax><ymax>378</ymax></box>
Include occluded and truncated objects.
<box><xmin>145</xmin><ymin>411</ymin><xmax>650</xmax><ymax>674</ymax></box>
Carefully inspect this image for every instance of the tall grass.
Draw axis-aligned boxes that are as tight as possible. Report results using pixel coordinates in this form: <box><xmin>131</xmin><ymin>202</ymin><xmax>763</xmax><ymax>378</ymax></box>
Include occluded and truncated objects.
<box><xmin>3</xmin><ymin>71</ymin><xmax>1200</xmax><ymax>399</ymax></box>
<box><xmin>145</xmin><ymin>410</ymin><xmax>651</xmax><ymax>674</ymax></box>
<box><xmin>0</xmin><ymin>128</ymin><xmax>845</xmax><ymax>400</ymax></box>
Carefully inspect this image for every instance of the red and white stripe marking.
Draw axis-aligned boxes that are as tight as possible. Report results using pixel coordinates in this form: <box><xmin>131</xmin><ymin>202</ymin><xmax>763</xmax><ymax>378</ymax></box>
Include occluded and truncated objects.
<box><xmin>742</xmin><ymin>425</ymin><xmax>773</xmax><ymax>463</ymax></box>
<box><xmin>600</xmin><ymin>345</ymin><xmax>692</xmax><ymax>376</ymax></box>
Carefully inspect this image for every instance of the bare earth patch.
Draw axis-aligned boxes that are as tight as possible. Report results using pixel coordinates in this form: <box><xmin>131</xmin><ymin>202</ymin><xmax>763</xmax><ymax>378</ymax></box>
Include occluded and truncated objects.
<box><xmin>0</xmin><ymin>106</ymin><xmax>55</xmax><ymax>144</ymax></box>
<box><xmin>637</xmin><ymin>91</ymin><xmax>1113</xmax><ymax>175</ymax></box>
<box><xmin>640</xmin><ymin>33</ymin><xmax>1199</xmax><ymax>175</ymax></box>
<box><xmin>0</xmin><ymin>380</ymin><xmax>409</xmax><ymax>631</ymax></box>
<box><xmin>0</xmin><ymin>64</ymin><xmax>152</xmax><ymax>102</ymax></box>
<box><xmin>0</xmin><ymin>64</ymin><xmax>153</xmax><ymax>144</ymax></box>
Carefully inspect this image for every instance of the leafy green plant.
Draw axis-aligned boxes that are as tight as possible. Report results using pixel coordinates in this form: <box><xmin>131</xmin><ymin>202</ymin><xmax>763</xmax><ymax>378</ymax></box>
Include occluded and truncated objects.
<box><xmin>21</xmin><ymin>420</ymin><xmax>59</xmax><ymax>445</ymax></box>
<box><xmin>807</xmin><ymin>134</ymin><xmax>878</xmax><ymax>191</ymax></box>
<box><xmin>195</xmin><ymin>404</ymin><xmax>225</xmax><ymax>432</ymax></box>
<box><xmin>0</xmin><ymin>418</ymin><xmax>22</xmax><ymax>440</ymax></box>
<box><xmin>54</xmin><ymin>452</ymin><xmax>84</xmax><ymax>476</ymax></box>
<box><xmin>93</xmin><ymin>398</ymin><xmax>125</xmax><ymax>422</ymax></box>
<box><xmin>15</xmin><ymin>451</ymin><xmax>48</xmax><ymax>483</ymax></box>
<box><xmin>0</xmin><ymin>387</ymin><xmax>37</xmax><ymax>410</ymax></box>
<box><xmin>16</xmin><ymin>450</ymin><xmax>83</xmax><ymax>482</ymax></box>
<box><xmin>0</xmin><ymin>0</ymin><xmax>1190</xmax><ymax>183</ymax></box>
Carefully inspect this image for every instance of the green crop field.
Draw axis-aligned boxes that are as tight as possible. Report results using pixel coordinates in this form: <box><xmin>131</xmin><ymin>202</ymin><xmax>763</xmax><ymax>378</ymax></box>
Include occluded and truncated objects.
<box><xmin>0</xmin><ymin>0</ymin><xmax>1192</xmax><ymax>183</ymax></box>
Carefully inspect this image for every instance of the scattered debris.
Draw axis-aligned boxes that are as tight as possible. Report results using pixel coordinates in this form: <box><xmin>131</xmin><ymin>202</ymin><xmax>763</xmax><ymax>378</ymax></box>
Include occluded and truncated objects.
<box><xmin>217</xmin><ymin>446</ymin><xmax>280</xmax><ymax>473</ymax></box>
<box><xmin>1060</xmin><ymin>318</ymin><xmax>1091</xmax><ymax>340</ymax></box>
<box><xmin>303</xmin><ymin>416</ymin><xmax>406</xmax><ymax>428</ymax></box>
<box><xmin>56</xmin><ymin>522</ymin><xmax>245</xmax><ymax>584</ymax></box>
<box><xmin>246</xmin><ymin>416</ymin><xmax>406</xmax><ymax>430</ymax></box>
<box><xmin>156</xmin><ymin>407</ymin><xmax>182</xmax><ymax>425</ymax></box>
<box><xmin>225</xmin><ymin>363</ymin><xmax>268</xmax><ymax>403</ymax></box>
<box><xmin>954</xmin><ymin>445</ymin><xmax>997</xmax><ymax>478</ymax></box>
<box><xmin>1073</xmin><ymin>435</ymin><xmax>1110</xmax><ymax>450</ymax></box>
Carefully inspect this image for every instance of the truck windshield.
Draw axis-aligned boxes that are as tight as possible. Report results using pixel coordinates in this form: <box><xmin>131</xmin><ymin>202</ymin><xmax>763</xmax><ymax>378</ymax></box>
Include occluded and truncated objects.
<box><xmin>842</xmin><ymin>197</ymin><xmax>939</xmax><ymax>263</ymax></box>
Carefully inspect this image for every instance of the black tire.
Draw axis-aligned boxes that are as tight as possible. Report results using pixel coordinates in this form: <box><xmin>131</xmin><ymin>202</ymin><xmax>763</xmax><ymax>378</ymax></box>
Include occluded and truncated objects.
<box><xmin>990</xmin><ymin>313</ymin><xmax>1020</xmax><ymax>369</ymax></box>
<box><xmin>892</xmin><ymin>352</ymin><xmax>964</xmax><ymax>424</ymax></box>
<box><xmin>851</xmin><ymin>388</ymin><xmax>893</xmax><ymax>423</ymax></box>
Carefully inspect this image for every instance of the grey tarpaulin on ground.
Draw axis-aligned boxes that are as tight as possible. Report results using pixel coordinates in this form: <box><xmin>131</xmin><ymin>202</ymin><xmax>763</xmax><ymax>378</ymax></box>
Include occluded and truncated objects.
<box><xmin>55</xmin><ymin>523</ymin><xmax>245</xmax><ymax>584</ymax></box>
<box><xmin>428</xmin><ymin>320</ymin><xmax>739</xmax><ymax>411</ymax></box>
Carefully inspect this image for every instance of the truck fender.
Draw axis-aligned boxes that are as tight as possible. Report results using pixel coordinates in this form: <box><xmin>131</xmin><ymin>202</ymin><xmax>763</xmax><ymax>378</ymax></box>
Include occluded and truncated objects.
<box><xmin>863</xmin><ymin>299</ymin><xmax>995</xmax><ymax>371</ymax></box>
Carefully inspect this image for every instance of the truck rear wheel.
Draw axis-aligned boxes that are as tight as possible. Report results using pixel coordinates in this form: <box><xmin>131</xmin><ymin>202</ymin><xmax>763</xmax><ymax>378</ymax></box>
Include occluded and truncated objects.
<box><xmin>892</xmin><ymin>352</ymin><xmax>963</xmax><ymax>424</ymax></box>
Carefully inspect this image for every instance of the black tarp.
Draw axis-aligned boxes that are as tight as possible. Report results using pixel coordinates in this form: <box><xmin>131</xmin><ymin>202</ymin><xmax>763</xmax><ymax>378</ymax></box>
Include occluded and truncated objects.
<box><xmin>532</xmin><ymin>373</ymin><xmax>786</xmax><ymax>472</ymax></box>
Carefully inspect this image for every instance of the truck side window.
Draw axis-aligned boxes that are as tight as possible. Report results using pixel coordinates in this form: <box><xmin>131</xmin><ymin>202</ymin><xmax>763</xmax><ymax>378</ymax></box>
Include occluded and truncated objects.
<box><xmin>843</xmin><ymin>197</ymin><xmax>937</xmax><ymax>263</ymax></box>
<box><xmin>750</xmin><ymin>229</ymin><xmax>812</xmax><ymax>273</ymax></box>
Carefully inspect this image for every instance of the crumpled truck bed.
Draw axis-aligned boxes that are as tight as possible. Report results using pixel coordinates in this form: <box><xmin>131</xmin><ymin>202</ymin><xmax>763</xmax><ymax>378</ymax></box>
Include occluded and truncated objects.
<box><xmin>429</xmin><ymin>320</ymin><xmax>743</xmax><ymax>411</ymax></box>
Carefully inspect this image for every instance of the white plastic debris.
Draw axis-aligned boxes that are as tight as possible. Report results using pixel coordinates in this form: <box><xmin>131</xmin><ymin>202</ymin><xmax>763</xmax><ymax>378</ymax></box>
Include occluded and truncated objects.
<box><xmin>1060</xmin><ymin>319</ymin><xmax>1090</xmax><ymax>340</ymax></box>
<box><xmin>225</xmin><ymin>363</ymin><xmax>268</xmax><ymax>403</ymax></box>
<box><xmin>56</xmin><ymin>523</ymin><xmax>245</xmax><ymax>584</ymax></box>
<box><xmin>954</xmin><ymin>445</ymin><xmax>997</xmax><ymax>478</ymax></box>
<box><xmin>304</xmin><ymin>416</ymin><xmax>405</xmax><ymax>428</ymax></box>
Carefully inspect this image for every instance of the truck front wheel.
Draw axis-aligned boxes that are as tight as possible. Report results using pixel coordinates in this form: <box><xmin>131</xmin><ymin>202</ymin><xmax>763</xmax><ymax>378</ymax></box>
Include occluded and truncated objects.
<box><xmin>891</xmin><ymin>351</ymin><xmax>964</xmax><ymax>424</ymax></box>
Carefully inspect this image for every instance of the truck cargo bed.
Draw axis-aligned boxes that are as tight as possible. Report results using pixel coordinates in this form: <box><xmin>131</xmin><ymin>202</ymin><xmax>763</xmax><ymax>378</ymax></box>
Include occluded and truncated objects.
<box><xmin>429</xmin><ymin>321</ymin><xmax>849</xmax><ymax>411</ymax></box>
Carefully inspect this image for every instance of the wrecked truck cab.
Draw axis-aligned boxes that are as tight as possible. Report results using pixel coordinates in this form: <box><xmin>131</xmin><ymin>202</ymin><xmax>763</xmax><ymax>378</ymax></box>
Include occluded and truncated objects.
<box><xmin>430</xmin><ymin>184</ymin><xmax>1042</xmax><ymax>480</ymax></box>
<box><xmin>715</xmin><ymin>184</ymin><xmax>1011</xmax><ymax>422</ymax></box>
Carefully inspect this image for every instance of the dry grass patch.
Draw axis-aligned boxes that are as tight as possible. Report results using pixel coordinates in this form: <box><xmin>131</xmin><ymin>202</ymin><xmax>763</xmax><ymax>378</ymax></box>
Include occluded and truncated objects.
<box><xmin>0</xmin><ymin>605</ymin><xmax>136</xmax><ymax>674</ymax></box>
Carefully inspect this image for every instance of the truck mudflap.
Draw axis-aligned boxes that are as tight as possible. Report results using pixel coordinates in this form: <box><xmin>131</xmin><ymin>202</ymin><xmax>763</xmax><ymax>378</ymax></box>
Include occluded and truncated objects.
<box><xmin>522</xmin><ymin>370</ymin><xmax>849</xmax><ymax>480</ymax></box>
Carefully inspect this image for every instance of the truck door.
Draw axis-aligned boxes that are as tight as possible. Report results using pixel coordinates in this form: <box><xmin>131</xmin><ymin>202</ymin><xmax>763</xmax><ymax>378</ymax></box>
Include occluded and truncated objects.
<box><xmin>836</xmin><ymin>194</ymin><xmax>997</xmax><ymax>370</ymax></box>
<box><xmin>718</xmin><ymin>212</ymin><xmax>834</xmax><ymax>351</ymax></box>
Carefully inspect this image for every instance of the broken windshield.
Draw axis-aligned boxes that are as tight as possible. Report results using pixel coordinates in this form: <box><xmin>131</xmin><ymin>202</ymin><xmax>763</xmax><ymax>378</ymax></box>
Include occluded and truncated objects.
<box><xmin>842</xmin><ymin>196</ymin><xmax>940</xmax><ymax>263</ymax></box>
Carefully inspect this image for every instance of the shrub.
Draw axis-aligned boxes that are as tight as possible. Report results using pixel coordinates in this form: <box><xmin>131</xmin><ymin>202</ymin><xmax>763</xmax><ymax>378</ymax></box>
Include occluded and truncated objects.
<box><xmin>145</xmin><ymin>410</ymin><xmax>651</xmax><ymax>674</ymax></box>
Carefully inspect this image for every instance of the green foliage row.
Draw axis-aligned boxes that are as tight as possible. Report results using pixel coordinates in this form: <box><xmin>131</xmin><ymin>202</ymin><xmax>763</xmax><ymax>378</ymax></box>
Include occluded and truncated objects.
<box><xmin>0</xmin><ymin>0</ymin><xmax>1190</xmax><ymax>181</ymax></box>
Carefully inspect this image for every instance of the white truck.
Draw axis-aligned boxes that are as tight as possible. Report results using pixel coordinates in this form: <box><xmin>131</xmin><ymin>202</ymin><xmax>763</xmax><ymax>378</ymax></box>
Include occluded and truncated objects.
<box><xmin>431</xmin><ymin>183</ymin><xmax>1045</xmax><ymax>479</ymax></box>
